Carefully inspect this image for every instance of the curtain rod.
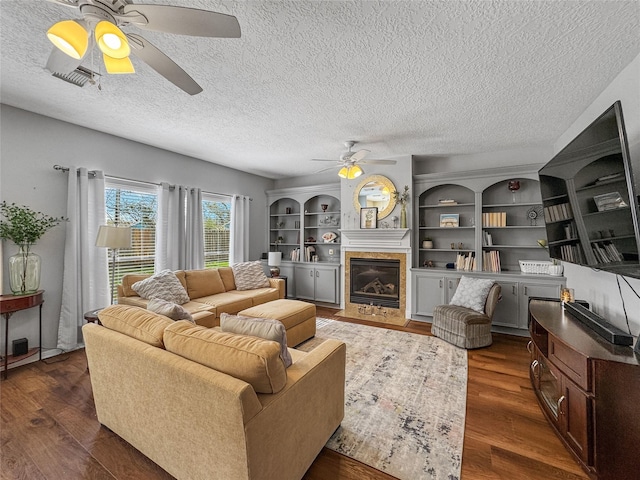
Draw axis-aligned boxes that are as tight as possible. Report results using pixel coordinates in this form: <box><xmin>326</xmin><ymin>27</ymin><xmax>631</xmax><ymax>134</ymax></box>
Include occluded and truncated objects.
<box><xmin>53</xmin><ymin>165</ymin><xmax>252</xmax><ymax>200</ymax></box>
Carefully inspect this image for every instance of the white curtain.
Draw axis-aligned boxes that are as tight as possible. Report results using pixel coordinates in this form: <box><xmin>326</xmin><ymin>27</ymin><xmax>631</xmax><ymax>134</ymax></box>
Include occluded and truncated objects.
<box><xmin>58</xmin><ymin>167</ymin><xmax>108</xmax><ymax>351</ymax></box>
<box><xmin>183</xmin><ymin>187</ymin><xmax>204</xmax><ymax>269</ymax></box>
<box><xmin>230</xmin><ymin>194</ymin><xmax>250</xmax><ymax>264</ymax></box>
<box><xmin>155</xmin><ymin>182</ymin><xmax>181</xmax><ymax>271</ymax></box>
<box><xmin>156</xmin><ymin>184</ymin><xmax>204</xmax><ymax>271</ymax></box>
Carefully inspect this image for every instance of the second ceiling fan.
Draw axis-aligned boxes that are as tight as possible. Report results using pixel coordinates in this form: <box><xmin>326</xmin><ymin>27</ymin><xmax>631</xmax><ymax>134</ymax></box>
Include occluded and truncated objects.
<box><xmin>312</xmin><ymin>141</ymin><xmax>397</xmax><ymax>179</ymax></box>
<box><xmin>44</xmin><ymin>0</ymin><xmax>241</xmax><ymax>95</ymax></box>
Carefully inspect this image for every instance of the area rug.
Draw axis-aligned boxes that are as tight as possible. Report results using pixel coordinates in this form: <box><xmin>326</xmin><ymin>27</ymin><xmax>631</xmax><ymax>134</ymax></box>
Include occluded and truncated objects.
<box><xmin>299</xmin><ymin>318</ymin><xmax>467</xmax><ymax>480</ymax></box>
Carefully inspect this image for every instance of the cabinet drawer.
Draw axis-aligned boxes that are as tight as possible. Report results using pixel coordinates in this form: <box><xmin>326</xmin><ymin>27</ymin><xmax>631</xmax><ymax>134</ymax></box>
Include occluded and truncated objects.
<box><xmin>549</xmin><ymin>336</ymin><xmax>590</xmax><ymax>391</ymax></box>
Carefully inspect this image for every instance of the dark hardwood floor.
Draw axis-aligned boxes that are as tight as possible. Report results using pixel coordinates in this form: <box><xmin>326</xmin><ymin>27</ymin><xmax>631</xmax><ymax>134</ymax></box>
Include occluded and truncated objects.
<box><xmin>1</xmin><ymin>307</ymin><xmax>588</xmax><ymax>480</ymax></box>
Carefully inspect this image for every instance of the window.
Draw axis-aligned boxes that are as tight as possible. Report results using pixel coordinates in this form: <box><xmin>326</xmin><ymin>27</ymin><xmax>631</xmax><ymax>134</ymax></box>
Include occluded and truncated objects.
<box><xmin>105</xmin><ymin>179</ymin><xmax>158</xmax><ymax>299</ymax></box>
<box><xmin>202</xmin><ymin>193</ymin><xmax>231</xmax><ymax>267</ymax></box>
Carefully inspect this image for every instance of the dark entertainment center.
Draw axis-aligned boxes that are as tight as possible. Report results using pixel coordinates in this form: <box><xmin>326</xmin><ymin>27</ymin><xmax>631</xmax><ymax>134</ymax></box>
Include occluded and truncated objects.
<box><xmin>528</xmin><ymin>299</ymin><xmax>640</xmax><ymax>479</ymax></box>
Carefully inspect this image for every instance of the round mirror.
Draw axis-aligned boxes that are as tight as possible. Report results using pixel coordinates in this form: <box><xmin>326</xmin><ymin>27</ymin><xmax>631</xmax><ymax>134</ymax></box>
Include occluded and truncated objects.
<box><xmin>353</xmin><ymin>175</ymin><xmax>397</xmax><ymax>219</ymax></box>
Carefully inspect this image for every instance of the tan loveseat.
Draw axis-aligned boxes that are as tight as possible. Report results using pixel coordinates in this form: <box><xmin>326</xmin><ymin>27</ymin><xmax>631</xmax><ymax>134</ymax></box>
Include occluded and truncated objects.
<box><xmin>117</xmin><ymin>267</ymin><xmax>285</xmax><ymax>327</ymax></box>
<box><xmin>84</xmin><ymin>305</ymin><xmax>346</xmax><ymax>480</ymax></box>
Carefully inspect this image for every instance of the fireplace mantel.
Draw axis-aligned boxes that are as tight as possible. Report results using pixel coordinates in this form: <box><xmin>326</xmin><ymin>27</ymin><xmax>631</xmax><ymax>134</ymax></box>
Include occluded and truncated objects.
<box><xmin>340</xmin><ymin>228</ymin><xmax>410</xmax><ymax>248</ymax></box>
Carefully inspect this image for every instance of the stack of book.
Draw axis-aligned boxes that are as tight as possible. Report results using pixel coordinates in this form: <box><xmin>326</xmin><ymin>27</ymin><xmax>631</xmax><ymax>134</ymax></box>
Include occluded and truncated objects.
<box><xmin>483</xmin><ymin>230</ymin><xmax>494</xmax><ymax>246</ymax></box>
<box><xmin>456</xmin><ymin>252</ymin><xmax>476</xmax><ymax>271</ymax></box>
<box><xmin>482</xmin><ymin>212</ymin><xmax>506</xmax><ymax>227</ymax></box>
<box><xmin>592</xmin><ymin>241</ymin><xmax>623</xmax><ymax>263</ymax></box>
<box><xmin>482</xmin><ymin>250</ymin><xmax>501</xmax><ymax>272</ymax></box>
<box><xmin>559</xmin><ymin>244</ymin><xmax>585</xmax><ymax>264</ymax></box>
<box><xmin>544</xmin><ymin>202</ymin><xmax>573</xmax><ymax>222</ymax></box>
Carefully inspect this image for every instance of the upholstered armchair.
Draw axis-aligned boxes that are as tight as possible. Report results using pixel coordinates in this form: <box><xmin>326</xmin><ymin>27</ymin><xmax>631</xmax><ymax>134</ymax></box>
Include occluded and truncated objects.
<box><xmin>431</xmin><ymin>281</ymin><xmax>501</xmax><ymax>349</ymax></box>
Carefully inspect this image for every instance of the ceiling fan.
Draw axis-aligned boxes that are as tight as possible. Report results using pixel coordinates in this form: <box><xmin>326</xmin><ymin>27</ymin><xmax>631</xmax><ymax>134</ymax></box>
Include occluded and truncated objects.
<box><xmin>312</xmin><ymin>141</ymin><xmax>397</xmax><ymax>179</ymax></box>
<box><xmin>44</xmin><ymin>0</ymin><xmax>241</xmax><ymax>95</ymax></box>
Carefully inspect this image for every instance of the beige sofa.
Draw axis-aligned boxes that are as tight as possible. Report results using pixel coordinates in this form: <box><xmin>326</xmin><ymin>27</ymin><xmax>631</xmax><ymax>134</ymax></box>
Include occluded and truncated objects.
<box><xmin>84</xmin><ymin>305</ymin><xmax>346</xmax><ymax>480</ymax></box>
<box><xmin>117</xmin><ymin>267</ymin><xmax>285</xmax><ymax>328</ymax></box>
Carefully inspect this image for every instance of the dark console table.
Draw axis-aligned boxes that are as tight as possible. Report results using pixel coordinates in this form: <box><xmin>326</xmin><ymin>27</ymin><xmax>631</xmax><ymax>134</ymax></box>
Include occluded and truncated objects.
<box><xmin>0</xmin><ymin>290</ymin><xmax>44</xmax><ymax>380</ymax></box>
<box><xmin>528</xmin><ymin>299</ymin><xmax>640</xmax><ymax>480</ymax></box>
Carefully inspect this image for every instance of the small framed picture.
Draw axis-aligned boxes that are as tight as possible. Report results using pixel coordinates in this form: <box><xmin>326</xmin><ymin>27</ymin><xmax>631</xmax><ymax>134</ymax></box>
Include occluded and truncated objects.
<box><xmin>360</xmin><ymin>207</ymin><xmax>378</xmax><ymax>229</ymax></box>
<box><xmin>439</xmin><ymin>213</ymin><xmax>459</xmax><ymax>227</ymax></box>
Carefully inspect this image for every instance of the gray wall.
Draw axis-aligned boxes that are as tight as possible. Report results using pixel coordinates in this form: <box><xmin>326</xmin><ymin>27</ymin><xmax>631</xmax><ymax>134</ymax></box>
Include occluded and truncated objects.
<box><xmin>0</xmin><ymin>105</ymin><xmax>273</xmax><ymax>360</ymax></box>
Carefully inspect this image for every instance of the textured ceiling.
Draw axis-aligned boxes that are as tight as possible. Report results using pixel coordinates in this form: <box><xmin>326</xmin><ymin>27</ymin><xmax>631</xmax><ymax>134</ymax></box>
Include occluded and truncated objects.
<box><xmin>1</xmin><ymin>0</ymin><xmax>639</xmax><ymax>179</ymax></box>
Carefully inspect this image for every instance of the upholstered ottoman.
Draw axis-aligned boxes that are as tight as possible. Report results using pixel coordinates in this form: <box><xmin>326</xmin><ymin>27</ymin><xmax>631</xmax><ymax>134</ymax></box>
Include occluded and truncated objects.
<box><xmin>238</xmin><ymin>299</ymin><xmax>316</xmax><ymax>347</ymax></box>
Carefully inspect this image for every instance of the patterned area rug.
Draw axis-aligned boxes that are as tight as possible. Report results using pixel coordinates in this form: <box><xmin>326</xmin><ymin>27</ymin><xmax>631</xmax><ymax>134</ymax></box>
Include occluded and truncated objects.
<box><xmin>298</xmin><ymin>319</ymin><xmax>467</xmax><ymax>480</ymax></box>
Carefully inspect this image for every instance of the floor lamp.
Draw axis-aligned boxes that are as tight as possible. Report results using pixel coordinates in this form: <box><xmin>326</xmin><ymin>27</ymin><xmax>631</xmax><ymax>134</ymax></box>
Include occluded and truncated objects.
<box><xmin>96</xmin><ymin>225</ymin><xmax>132</xmax><ymax>304</ymax></box>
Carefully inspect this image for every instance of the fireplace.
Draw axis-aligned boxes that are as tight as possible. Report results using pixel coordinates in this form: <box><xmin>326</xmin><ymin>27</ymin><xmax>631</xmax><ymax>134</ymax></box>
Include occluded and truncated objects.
<box><xmin>349</xmin><ymin>258</ymin><xmax>400</xmax><ymax>309</ymax></box>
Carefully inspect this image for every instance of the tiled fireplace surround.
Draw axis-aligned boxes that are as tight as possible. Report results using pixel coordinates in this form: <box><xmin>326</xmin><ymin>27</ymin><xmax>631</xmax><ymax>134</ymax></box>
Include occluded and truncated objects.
<box><xmin>340</xmin><ymin>229</ymin><xmax>412</xmax><ymax>326</ymax></box>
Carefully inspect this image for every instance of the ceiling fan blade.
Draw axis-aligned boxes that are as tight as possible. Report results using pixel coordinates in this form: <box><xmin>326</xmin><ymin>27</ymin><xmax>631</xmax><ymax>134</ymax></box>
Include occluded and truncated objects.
<box><xmin>349</xmin><ymin>149</ymin><xmax>370</xmax><ymax>163</ymax></box>
<box><xmin>127</xmin><ymin>33</ymin><xmax>202</xmax><ymax>95</ymax></box>
<box><xmin>122</xmin><ymin>4</ymin><xmax>241</xmax><ymax>38</ymax></box>
<box><xmin>314</xmin><ymin>165</ymin><xmax>341</xmax><ymax>174</ymax></box>
<box><xmin>360</xmin><ymin>159</ymin><xmax>397</xmax><ymax>165</ymax></box>
<box><xmin>45</xmin><ymin>0</ymin><xmax>80</xmax><ymax>7</ymax></box>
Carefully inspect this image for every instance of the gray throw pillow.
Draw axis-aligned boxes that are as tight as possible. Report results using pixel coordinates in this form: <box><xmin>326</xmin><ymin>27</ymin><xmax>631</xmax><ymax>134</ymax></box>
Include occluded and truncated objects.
<box><xmin>448</xmin><ymin>276</ymin><xmax>495</xmax><ymax>313</ymax></box>
<box><xmin>147</xmin><ymin>298</ymin><xmax>194</xmax><ymax>322</ymax></box>
<box><xmin>231</xmin><ymin>261</ymin><xmax>271</xmax><ymax>291</ymax></box>
<box><xmin>219</xmin><ymin>313</ymin><xmax>292</xmax><ymax>367</ymax></box>
<box><xmin>132</xmin><ymin>269</ymin><xmax>190</xmax><ymax>304</ymax></box>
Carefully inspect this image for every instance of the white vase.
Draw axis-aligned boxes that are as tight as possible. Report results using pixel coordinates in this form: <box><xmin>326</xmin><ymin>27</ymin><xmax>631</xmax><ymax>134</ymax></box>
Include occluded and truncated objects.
<box><xmin>548</xmin><ymin>264</ymin><xmax>564</xmax><ymax>276</ymax></box>
<box><xmin>422</xmin><ymin>240</ymin><xmax>433</xmax><ymax>249</ymax></box>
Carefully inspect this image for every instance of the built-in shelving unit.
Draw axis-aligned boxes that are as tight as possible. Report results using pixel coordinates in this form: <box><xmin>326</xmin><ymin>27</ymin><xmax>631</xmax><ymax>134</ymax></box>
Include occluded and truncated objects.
<box><xmin>266</xmin><ymin>184</ymin><xmax>341</xmax><ymax>304</ymax></box>
<box><xmin>411</xmin><ymin>165</ymin><xmax>563</xmax><ymax>332</ymax></box>
<box><xmin>417</xmin><ymin>184</ymin><xmax>476</xmax><ymax>269</ymax></box>
<box><xmin>415</xmin><ymin>171</ymin><xmax>549</xmax><ymax>272</ymax></box>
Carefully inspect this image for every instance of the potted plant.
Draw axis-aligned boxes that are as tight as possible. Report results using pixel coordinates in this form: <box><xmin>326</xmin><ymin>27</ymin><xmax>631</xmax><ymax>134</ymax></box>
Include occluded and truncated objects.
<box><xmin>0</xmin><ymin>201</ymin><xmax>65</xmax><ymax>295</ymax></box>
<box><xmin>422</xmin><ymin>237</ymin><xmax>433</xmax><ymax>249</ymax></box>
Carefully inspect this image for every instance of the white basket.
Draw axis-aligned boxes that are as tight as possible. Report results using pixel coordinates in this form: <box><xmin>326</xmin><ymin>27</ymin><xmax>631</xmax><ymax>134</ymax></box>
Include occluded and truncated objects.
<box><xmin>519</xmin><ymin>260</ymin><xmax>552</xmax><ymax>274</ymax></box>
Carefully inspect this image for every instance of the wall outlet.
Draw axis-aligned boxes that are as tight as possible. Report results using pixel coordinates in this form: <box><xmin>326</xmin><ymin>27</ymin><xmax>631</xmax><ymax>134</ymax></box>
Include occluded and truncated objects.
<box><xmin>328</xmin><ymin>249</ymin><xmax>334</xmax><ymax>255</ymax></box>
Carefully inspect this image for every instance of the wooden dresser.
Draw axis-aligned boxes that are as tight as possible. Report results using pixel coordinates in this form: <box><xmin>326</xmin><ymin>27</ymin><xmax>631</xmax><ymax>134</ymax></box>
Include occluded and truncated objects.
<box><xmin>528</xmin><ymin>299</ymin><xmax>640</xmax><ymax>480</ymax></box>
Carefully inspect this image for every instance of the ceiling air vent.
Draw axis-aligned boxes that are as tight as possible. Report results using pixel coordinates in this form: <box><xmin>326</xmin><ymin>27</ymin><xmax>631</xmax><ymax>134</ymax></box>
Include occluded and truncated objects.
<box><xmin>51</xmin><ymin>66</ymin><xmax>100</xmax><ymax>87</ymax></box>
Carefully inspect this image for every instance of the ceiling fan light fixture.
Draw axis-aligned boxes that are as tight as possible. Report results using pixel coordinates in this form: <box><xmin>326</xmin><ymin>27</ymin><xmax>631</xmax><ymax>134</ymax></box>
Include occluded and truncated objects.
<box><xmin>47</xmin><ymin>20</ymin><xmax>88</xmax><ymax>60</ymax></box>
<box><xmin>348</xmin><ymin>165</ymin><xmax>364</xmax><ymax>179</ymax></box>
<box><xmin>103</xmin><ymin>54</ymin><xmax>135</xmax><ymax>74</ymax></box>
<box><xmin>95</xmin><ymin>21</ymin><xmax>130</xmax><ymax>59</ymax></box>
<box><xmin>338</xmin><ymin>166</ymin><xmax>349</xmax><ymax>179</ymax></box>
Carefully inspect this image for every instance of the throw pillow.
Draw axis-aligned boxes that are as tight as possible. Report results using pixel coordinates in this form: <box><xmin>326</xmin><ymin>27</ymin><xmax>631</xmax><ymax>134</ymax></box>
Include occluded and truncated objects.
<box><xmin>132</xmin><ymin>269</ymin><xmax>190</xmax><ymax>304</ymax></box>
<box><xmin>220</xmin><ymin>313</ymin><xmax>292</xmax><ymax>367</ymax></box>
<box><xmin>449</xmin><ymin>276</ymin><xmax>495</xmax><ymax>313</ymax></box>
<box><xmin>147</xmin><ymin>298</ymin><xmax>194</xmax><ymax>322</ymax></box>
<box><xmin>231</xmin><ymin>261</ymin><xmax>271</xmax><ymax>291</ymax></box>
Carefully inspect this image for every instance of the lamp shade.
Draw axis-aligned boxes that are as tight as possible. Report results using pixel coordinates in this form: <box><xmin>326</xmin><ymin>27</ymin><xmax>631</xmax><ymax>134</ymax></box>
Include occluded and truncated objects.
<box><xmin>103</xmin><ymin>54</ymin><xmax>135</xmax><ymax>74</ymax></box>
<box><xmin>47</xmin><ymin>20</ymin><xmax>89</xmax><ymax>59</ymax></box>
<box><xmin>95</xmin><ymin>225</ymin><xmax>132</xmax><ymax>249</ymax></box>
<box><xmin>268</xmin><ymin>251</ymin><xmax>282</xmax><ymax>267</ymax></box>
<box><xmin>338</xmin><ymin>166</ymin><xmax>349</xmax><ymax>179</ymax></box>
<box><xmin>347</xmin><ymin>164</ymin><xmax>364</xmax><ymax>179</ymax></box>
<box><xmin>95</xmin><ymin>21</ymin><xmax>130</xmax><ymax>59</ymax></box>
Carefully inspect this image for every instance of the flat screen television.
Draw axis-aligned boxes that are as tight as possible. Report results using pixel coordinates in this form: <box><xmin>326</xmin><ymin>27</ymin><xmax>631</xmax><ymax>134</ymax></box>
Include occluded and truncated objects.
<box><xmin>538</xmin><ymin>101</ymin><xmax>640</xmax><ymax>280</ymax></box>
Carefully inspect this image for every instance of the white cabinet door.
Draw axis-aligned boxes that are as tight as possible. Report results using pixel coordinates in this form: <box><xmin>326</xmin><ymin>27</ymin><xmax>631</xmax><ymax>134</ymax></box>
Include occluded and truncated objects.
<box><xmin>413</xmin><ymin>272</ymin><xmax>461</xmax><ymax>317</ymax></box>
<box><xmin>492</xmin><ymin>280</ymin><xmax>519</xmax><ymax>329</ymax></box>
<box><xmin>293</xmin><ymin>264</ymin><xmax>339</xmax><ymax>304</ymax></box>
<box><xmin>314</xmin><ymin>265</ymin><xmax>338</xmax><ymax>304</ymax></box>
<box><xmin>294</xmin><ymin>265</ymin><xmax>315</xmax><ymax>301</ymax></box>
